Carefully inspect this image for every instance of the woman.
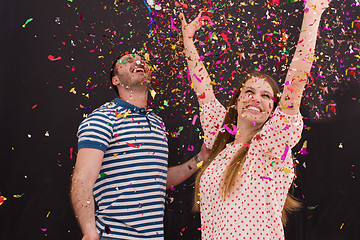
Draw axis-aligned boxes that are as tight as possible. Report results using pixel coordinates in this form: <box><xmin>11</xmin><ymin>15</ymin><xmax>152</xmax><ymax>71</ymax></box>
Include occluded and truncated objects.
<box><xmin>179</xmin><ymin>0</ymin><xmax>330</xmax><ymax>239</ymax></box>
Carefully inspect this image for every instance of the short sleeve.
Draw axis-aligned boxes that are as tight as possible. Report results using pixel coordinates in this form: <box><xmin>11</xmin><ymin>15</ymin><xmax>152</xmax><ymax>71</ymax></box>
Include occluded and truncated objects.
<box><xmin>199</xmin><ymin>98</ymin><xmax>227</xmax><ymax>149</ymax></box>
<box><xmin>77</xmin><ymin>110</ymin><xmax>113</xmax><ymax>152</ymax></box>
<box><xmin>257</xmin><ymin>107</ymin><xmax>303</xmax><ymax>159</ymax></box>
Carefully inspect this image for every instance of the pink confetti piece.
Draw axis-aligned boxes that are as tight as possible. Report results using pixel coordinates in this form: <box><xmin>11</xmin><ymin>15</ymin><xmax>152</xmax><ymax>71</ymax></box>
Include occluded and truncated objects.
<box><xmin>70</xmin><ymin>147</ymin><xmax>73</xmax><ymax>159</ymax></box>
<box><xmin>193</xmin><ymin>74</ymin><xmax>202</xmax><ymax>82</ymax></box>
<box><xmin>223</xmin><ymin>124</ymin><xmax>237</xmax><ymax>135</ymax></box>
<box><xmin>170</xmin><ymin>18</ymin><xmax>180</xmax><ymax>31</ymax></box>
<box><xmin>282</xmin><ymin>124</ymin><xmax>290</xmax><ymax>131</ymax></box>
<box><xmin>260</xmin><ymin>176</ymin><xmax>273</xmax><ymax>181</ymax></box>
<box><xmin>192</xmin><ymin>115</ymin><xmax>198</xmax><ymax>125</ymax></box>
<box><xmin>86</xmin><ymin>84</ymin><xmax>97</xmax><ymax>90</ymax></box>
<box><xmin>199</xmin><ymin>16</ymin><xmax>214</xmax><ymax>25</ymax></box>
<box><xmin>188</xmin><ymin>145</ymin><xmax>194</xmax><ymax>151</ymax></box>
<box><xmin>281</xmin><ymin>145</ymin><xmax>290</xmax><ymax>161</ymax></box>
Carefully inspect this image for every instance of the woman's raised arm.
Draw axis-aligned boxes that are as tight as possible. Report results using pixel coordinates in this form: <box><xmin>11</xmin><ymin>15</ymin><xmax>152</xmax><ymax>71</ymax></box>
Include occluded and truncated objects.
<box><xmin>280</xmin><ymin>0</ymin><xmax>330</xmax><ymax>115</ymax></box>
<box><xmin>180</xmin><ymin>11</ymin><xmax>216</xmax><ymax>106</ymax></box>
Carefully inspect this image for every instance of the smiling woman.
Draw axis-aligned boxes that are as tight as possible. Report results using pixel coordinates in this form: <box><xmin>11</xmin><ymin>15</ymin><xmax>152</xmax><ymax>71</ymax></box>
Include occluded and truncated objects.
<box><xmin>179</xmin><ymin>0</ymin><xmax>331</xmax><ymax>239</ymax></box>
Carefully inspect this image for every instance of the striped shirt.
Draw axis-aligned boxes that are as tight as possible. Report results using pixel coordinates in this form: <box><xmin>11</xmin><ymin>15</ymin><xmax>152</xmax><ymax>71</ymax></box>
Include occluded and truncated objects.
<box><xmin>77</xmin><ymin>98</ymin><xmax>168</xmax><ymax>239</ymax></box>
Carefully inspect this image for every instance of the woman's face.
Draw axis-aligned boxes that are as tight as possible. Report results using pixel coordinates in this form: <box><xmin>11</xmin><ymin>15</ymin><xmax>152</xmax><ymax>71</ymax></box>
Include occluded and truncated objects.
<box><xmin>237</xmin><ymin>77</ymin><xmax>275</xmax><ymax>126</ymax></box>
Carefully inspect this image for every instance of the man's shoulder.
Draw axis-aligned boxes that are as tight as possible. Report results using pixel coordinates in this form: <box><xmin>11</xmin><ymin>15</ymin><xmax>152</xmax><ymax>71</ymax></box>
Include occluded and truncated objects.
<box><xmin>91</xmin><ymin>100</ymin><xmax>127</xmax><ymax>115</ymax></box>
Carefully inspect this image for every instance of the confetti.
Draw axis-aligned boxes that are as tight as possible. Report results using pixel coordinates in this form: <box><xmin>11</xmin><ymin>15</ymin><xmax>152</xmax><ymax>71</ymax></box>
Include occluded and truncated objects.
<box><xmin>22</xmin><ymin>18</ymin><xmax>33</xmax><ymax>28</ymax></box>
<box><xmin>223</xmin><ymin>124</ymin><xmax>237</xmax><ymax>135</ymax></box>
<box><xmin>0</xmin><ymin>196</ymin><xmax>7</xmax><ymax>205</ymax></box>
<box><xmin>48</xmin><ymin>55</ymin><xmax>62</xmax><ymax>61</ymax></box>
<box><xmin>260</xmin><ymin>176</ymin><xmax>273</xmax><ymax>181</ymax></box>
<box><xmin>126</xmin><ymin>142</ymin><xmax>142</xmax><ymax>148</ymax></box>
<box><xmin>281</xmin><ymin>145</ymin><xmax>289</xmax><ymax>161</ymax></box>
<box><xmin>13</xmin><ymin>194</ymin><xmax>24</xmax><ymax>198</ymax></box>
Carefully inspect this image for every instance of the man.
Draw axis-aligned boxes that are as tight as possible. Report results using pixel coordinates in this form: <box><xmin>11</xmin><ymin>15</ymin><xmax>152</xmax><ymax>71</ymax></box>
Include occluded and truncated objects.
<box><xmin>70</xmin><ymin>52</ymin><xmax>209</xmax><ymax>240</ymax></box>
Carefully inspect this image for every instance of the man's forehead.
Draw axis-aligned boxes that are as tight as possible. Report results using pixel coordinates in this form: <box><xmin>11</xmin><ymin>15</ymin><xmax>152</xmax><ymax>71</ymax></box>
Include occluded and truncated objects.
<box><xmin>120</xmin><ymin>53</ymin><xmax>141</xmax><ymax>59</ymax></box>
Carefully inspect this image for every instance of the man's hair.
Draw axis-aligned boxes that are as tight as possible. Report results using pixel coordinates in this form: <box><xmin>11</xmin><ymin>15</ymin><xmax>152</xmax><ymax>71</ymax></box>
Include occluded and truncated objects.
<box><xmin>110</xmin><ymin>56</ymin><xmax>121</xmax><ymax>96</ymax></box>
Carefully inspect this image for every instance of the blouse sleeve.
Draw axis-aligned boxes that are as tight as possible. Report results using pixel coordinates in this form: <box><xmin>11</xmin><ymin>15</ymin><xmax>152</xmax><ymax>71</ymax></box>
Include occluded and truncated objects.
<box><xmin>256</xmin><ymin>107</ymin><xmax>303</xmax><ymax>160</ymax></box>
<box><xmin>199</xmin><ymin>98</ymin><xmax>227</xmax><ymax>149</ymax></box>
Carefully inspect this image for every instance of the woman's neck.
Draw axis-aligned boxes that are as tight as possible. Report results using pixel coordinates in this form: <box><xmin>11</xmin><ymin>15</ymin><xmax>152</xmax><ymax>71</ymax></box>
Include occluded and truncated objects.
<box><xmin>234</xmin><ymin>118</ymin><xmax>262</xmax><ymax>144</ymax></box>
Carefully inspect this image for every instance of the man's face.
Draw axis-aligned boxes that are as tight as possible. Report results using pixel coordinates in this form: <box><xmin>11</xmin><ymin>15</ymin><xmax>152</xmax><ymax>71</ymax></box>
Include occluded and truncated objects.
<box><xmin>113</xmin><ymin>53</ymin><xmax>151</xmax><ymax>87</ymax></box>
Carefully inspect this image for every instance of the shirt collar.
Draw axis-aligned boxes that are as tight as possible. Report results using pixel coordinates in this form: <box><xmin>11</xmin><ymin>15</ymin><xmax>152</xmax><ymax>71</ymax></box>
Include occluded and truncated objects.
<box><xmin>113</xmin><ymin>98</ymin><xmax>153</xmax><ymax>114</ymax></box>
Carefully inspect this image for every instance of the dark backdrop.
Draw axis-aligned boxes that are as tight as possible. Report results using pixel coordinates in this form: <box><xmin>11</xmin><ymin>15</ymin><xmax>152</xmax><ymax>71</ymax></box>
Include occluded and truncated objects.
<box><xmin>0</xmin><ymin>0</ymin><xmax>359</xmax><ymax>240</ymax></box>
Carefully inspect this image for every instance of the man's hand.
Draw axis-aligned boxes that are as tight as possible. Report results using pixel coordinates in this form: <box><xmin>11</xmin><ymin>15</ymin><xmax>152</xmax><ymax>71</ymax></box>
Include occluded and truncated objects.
<box><xmin>197</xmin><ymin>143</ymin><xmax>211</xmax><ymax>164</ymax></box>
<box><xmin>82</xmin><ymin>232</ymin><xmax>99</xmax><ymax>240</ymax></box>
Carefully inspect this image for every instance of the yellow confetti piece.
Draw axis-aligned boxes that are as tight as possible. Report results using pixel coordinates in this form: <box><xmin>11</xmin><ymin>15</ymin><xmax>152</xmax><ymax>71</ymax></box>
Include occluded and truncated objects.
<box><xmin>196</xmin><ymin>161</ymin><xmax>203</xmax><ymax>169</ymax></box>
<box><xmin>340</xmin><ymin>223</ymin><xmax>344</xmax><ymax>229</ymax></box>
<box><xmin>144</xmin><ymin>53</ymin><xmax>150</xmax><ymax>61</ymax></box>
<box><xmin>281</xmin><ymin>117</ymin><xmax>289</xmax><ymax>123</ymax></box>
<box><xmin>69</xmin><ymin>87</ymin><xmax>76</xmax><ymax>94</ymax></box>
<box><xmin>46</xmin><ymin>211</ymin><xmax>51</xmax><ymax>218</ymax></box>
<box><xmin>302</xmin><ymin>141</ymin><xmax>307</xmax><ymax>149</ymax></box>
<box><xmin>283</xmin><ymin>167</ymin><xmax>291</xmax><ymax>174</ymax></box>
<box><xmin>113</xmin><ymin>153</ymin><xmax>119</xmax><ymax>157</ymax></box>
<box><xmin>150</xmin><ymin>89</ymin><xmax>156</xmax><ymax>99</ymax></box>
<box><xmin>117</xmin><ymin>110</ymin><xmax>130</xmax><ymax>119</ymax></box>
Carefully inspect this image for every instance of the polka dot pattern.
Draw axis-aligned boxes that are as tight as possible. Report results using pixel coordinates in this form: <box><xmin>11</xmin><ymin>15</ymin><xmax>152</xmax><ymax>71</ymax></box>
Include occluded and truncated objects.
<box><xmin>199</xmin><ymin>99</ymin><xmax>303</xmax><ymax>240</ymax></box>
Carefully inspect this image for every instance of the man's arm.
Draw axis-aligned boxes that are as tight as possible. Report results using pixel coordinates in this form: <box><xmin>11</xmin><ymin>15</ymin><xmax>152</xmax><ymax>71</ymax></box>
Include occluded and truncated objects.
<box><xmin>166</xmin><ymin>143</ymin><xmax>210</xmax><ymax>190</ymax></box>
<box><xmin>70</xmin><ymin>148</ymin><xmax>104</xmax><ymax>240</ymax></box>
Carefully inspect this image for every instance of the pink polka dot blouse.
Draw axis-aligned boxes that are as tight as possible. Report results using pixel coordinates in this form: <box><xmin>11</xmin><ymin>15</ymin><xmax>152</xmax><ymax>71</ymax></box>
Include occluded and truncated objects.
<box><xmin>199</xmin><ymin>98</ymin><xmax>303</xmax><ymax>240</ymax></box>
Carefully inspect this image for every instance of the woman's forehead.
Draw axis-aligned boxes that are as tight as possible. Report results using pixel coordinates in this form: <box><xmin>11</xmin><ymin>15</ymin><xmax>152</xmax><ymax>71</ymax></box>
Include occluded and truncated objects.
<box><xmin>244</xmin><ymin>77</ymin><xmax>272</xmax><ymax>90</ymax></box>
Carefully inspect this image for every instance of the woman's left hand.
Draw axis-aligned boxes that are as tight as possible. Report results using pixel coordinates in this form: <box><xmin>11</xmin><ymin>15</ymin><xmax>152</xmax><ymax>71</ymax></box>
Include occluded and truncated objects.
<box><xmin>304</xmin><ymin>0</ymin><xmax>331</xmax><ymax>12</ymax></box>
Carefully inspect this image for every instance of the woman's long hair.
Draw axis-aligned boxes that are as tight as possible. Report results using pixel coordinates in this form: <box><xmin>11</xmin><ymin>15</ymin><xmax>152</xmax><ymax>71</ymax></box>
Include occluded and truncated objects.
<box><xmin>193</xmin><ymin>71</ymin><xmax>301</xmax><ymax>226</ymax></box>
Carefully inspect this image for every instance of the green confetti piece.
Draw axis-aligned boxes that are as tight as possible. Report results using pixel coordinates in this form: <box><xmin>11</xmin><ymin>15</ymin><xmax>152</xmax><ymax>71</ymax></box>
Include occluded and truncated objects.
<box><xmin>100</xmin><ymin>172</ymin><xmax>107</xmax><ymax>178</ymax></box>
<box><xmin>22</xmin><ymin>18</ymin><xmax>33</xmax><ymax>28</ymax></box>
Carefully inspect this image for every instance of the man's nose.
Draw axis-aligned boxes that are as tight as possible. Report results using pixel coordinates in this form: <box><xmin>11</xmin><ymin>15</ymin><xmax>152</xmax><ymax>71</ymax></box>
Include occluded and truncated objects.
<box><xmin>134</xmin><ymin>54</ymin><xmax>143</xmax><ymax>62</ymax></box>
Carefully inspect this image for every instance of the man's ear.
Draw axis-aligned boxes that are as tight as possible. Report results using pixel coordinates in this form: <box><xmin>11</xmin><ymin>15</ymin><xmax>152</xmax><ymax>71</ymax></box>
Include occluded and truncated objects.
<box><xmin>112</xmin><ymin>75</ymin><xmax>120</xmax><ymax>86</ymax></box>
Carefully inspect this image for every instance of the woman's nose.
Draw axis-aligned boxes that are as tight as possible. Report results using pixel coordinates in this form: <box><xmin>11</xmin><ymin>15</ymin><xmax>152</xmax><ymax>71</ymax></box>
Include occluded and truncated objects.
<box><xmin>250</xmin><ymin>94</ymin><xmax>261</xmax><ymax>103</ymax></box>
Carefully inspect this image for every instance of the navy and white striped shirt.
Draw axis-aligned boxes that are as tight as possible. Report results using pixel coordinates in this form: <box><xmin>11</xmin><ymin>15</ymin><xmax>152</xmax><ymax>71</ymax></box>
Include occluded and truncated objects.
<box><xmin>77</xmin><ymin>98</ymin><xmax>168</xmax><ymax>239</ymax></box>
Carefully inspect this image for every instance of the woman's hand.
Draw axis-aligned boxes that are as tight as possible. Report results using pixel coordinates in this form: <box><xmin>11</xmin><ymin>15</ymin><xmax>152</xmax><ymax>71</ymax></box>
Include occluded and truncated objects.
<box><xmin>304</xmin><ymin>0</ymin><xmax>331</xmax><ymax>13</ymax></box>
<box><xmin>180</xmin><ymin>11</ymin><xmax>203</xmax><ymax>40</ymax></box>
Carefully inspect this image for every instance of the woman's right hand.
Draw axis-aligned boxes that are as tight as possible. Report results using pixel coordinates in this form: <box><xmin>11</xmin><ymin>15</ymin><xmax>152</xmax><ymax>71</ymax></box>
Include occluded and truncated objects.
<box><xmin>180</xmin><ymin>11</ymin><xmax>203</xmax><ymax>40</ymax></box>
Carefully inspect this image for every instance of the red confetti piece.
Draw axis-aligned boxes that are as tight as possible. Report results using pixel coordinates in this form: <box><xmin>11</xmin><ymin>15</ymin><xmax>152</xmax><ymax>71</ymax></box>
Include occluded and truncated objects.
<box><xmin>0</xmin><ymin>196</ymin><xmax>7</xmax><ymax>205</ymax></box>
<box><xmin>175</xmin><ymin>1</ymin><xmax>188</xmax><ymax>9</ymax></box>
<box><xmin>198</xmin><ymin>92</ymin><xmax>205</xmax><ymax>99</ymax></box>
<box><xmin>48</xmin><ymin>55</ymin><xmax>62</xmax><ymax>61</ymax></box>
<box><xmin>126</xmin><ymin>142</ymin><xmax>142</xmax><ymax>148</ymax></box>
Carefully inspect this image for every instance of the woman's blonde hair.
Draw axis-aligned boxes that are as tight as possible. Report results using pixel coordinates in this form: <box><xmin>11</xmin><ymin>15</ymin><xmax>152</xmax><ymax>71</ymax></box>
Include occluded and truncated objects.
<box><xmin>193</xmin><ymin>71</ymin><xmax>301</xmax><ymax>226</ymax></box>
